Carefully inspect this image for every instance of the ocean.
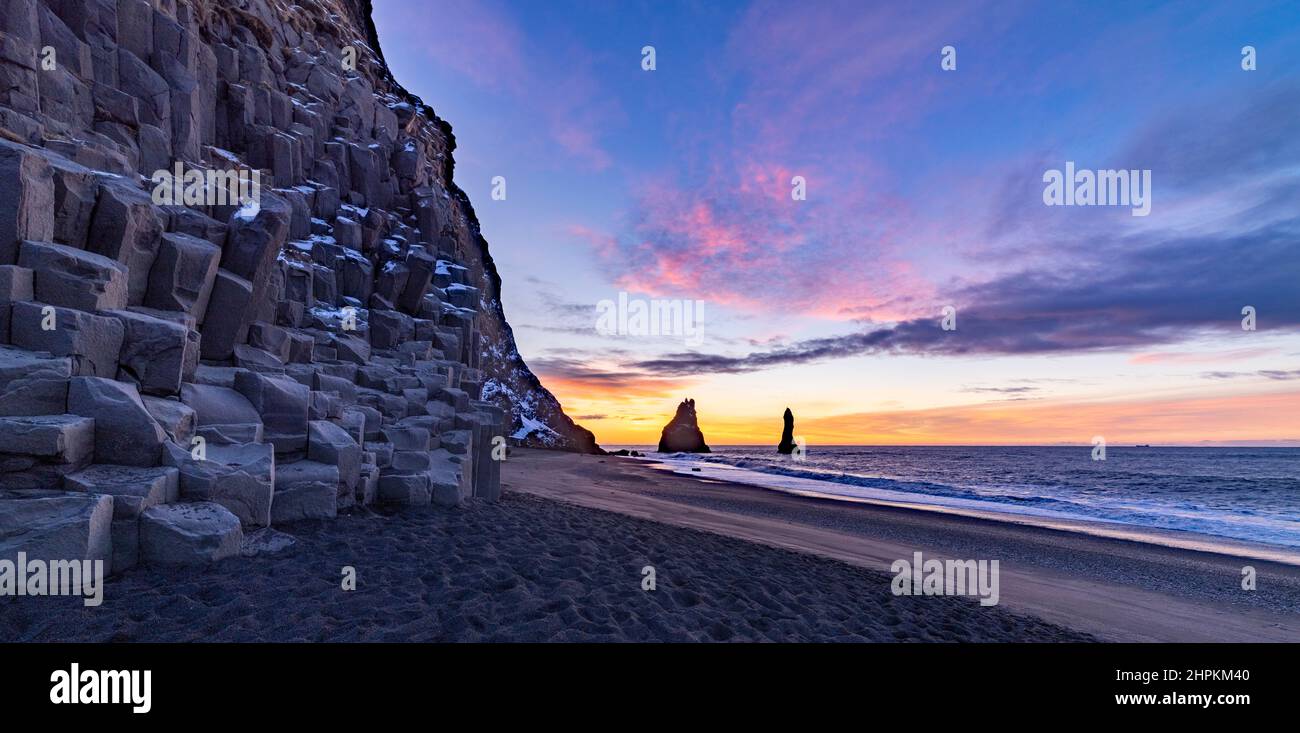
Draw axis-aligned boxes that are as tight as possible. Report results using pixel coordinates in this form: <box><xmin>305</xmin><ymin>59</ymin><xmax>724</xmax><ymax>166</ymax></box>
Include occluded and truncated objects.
<box><xmin>623</xmin><ymin>446</ymin><xmax>1300</xmax><ymax>551</ymax></box>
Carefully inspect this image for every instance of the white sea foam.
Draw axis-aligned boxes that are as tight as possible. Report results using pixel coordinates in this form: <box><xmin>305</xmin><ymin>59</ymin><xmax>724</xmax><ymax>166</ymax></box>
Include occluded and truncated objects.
<box><xmin>628</xmin><ymin>446</ymin><xmax>1300</xmax><ymax>562</ymax></box>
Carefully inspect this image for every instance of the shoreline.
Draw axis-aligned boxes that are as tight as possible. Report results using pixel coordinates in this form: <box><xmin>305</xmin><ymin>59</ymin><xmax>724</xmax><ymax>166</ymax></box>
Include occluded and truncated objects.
<box><xmin>636</xmin><ymin>454</ymin><xmax>1300</xmax><ymax>566</ymax></box>
<box><xmin>4</xmin><ymin>448</ymin><xmax>1292</xmax><ymax>643</ymax></box>
<box><xmin>506</xmin><ymin>449</ymin><xmax>1300</xmax><ymax>642</ymax></box>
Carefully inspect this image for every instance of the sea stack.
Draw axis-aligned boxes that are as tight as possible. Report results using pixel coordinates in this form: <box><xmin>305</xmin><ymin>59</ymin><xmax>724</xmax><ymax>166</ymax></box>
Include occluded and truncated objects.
<box><xmin>658</xmin><ymin>399</ymin><xmax>711</xmax><ymax>453</ymax></box>
<box><xmin>777</xmin><ymin>408</ymin><xmax>795</xmax><ymax>454</ymax></box>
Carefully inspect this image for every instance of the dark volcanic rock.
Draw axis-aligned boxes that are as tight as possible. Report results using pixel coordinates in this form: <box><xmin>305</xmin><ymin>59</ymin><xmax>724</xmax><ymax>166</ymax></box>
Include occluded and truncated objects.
<box><xmin>0</xmin><ymin>0</ymin><xmax>593</xmax><ymax>572</ymax></box>
<box><xmin>657</xmin><ymin>398</ymin><xmax>710</xmax><ymax>453</ymax></box>
<box><xmin>778</xmin><ymin>407</ymin><xmax>795</xmax><ymax>454</ymax></box>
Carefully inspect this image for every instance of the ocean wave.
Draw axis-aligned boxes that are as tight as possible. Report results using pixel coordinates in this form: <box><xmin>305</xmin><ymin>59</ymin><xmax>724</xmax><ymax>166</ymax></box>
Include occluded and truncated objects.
<box><xmin>640</xmin><ymin>448</ymin><xmax>1300</xmax><ymax>549</ymax></box>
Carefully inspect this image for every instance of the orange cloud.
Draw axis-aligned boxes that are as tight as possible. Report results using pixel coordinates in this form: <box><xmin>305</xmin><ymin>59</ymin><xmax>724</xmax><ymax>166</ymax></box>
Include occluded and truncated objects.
<box><xmin>531</xmin><ymin>358</ymin><xmax>703</xmax><ymax>444</ymax></box>
<box><xmin>540</xmin><ymin>373</ymin><xmax>695</xmax><ymax>403</ymax></box>
<box><xmin>572</xmin><ymin>387</ymin><xmax>1300</xmax><ymax>447</ymax></box>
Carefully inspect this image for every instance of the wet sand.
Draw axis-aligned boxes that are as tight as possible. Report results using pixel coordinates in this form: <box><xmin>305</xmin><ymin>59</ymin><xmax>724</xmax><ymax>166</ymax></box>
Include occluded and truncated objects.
<box><xmin>505</xmin><ymin>449</ymin><xmax>1300</xmax><ymax>642</ymax></box>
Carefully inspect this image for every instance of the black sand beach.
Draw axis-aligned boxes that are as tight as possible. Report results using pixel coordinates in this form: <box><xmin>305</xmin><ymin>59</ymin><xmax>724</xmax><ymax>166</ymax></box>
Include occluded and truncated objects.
<box><xmin>0</xmin><ymin>491</ymin><xmax>1088</xmax><ymax>643</ymax></box>
<box><xmin>507</xmin><ymin>450</ymin><xmax>1300</xmax><ymax>642</ymax></box>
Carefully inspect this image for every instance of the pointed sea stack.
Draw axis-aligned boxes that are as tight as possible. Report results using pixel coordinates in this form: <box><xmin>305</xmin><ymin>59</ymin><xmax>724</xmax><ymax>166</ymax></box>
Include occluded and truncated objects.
<box><xmin>657</xmin><ymin>399</ymin><xmax>711</xmax><ymax>453</ymax></box>
<box><xmin>777</xmin><ymin>408</ymin><xmax>795</xmax><ymax>454</ymax></box>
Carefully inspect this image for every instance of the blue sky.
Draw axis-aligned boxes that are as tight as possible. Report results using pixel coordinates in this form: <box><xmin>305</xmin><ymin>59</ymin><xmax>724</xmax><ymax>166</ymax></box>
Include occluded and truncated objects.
<box><xmin>373</xmin><ymin>0</ymin><xmax>1300</xmax><ymax>444</ymax></box>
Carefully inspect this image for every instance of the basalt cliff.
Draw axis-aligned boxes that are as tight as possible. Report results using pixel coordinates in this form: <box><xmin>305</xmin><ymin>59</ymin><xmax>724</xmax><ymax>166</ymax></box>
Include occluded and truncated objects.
<box><xmin>0</xmin><ymin>0</ymin><xmax>597</xmax><ymax>572</ymax></box>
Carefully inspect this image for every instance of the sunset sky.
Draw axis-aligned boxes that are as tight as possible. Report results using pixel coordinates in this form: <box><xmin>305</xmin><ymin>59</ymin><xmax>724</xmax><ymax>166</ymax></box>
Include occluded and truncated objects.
<box><xmin>374</xmin><ymin>0</ymin><xmax>1300</xmax><ymax>446</ymax></box>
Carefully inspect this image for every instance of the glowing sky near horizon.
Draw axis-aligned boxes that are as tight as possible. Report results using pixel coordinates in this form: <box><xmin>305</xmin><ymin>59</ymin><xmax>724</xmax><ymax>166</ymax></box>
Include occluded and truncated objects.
<box><xmin>374</xmin><ymin>0</ymin><xmax>1300</xmax><ymax>445</ymax></box>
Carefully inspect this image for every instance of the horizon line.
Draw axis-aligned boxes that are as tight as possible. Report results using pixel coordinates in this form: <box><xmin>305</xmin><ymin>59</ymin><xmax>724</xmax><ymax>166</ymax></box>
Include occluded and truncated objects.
<box><xmin>601</xmin><ymin>442</ymin><xmax>1300</xmax><ymax>448</ymax></box>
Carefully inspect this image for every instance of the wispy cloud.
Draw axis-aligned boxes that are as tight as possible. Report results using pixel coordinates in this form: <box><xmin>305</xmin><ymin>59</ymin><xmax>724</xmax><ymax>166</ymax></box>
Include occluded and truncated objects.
<box><xmin>1129</xmin><ymin>348</ymin><xmax>1279</xmax><ymax>365</ymax></box>
<box><xmin>1203</xmin><ymin>369</ymin><xmax>1300</xmax><ymax>381</ymax></box>
<box><xmin>622</xmin><ymin>212</ymin><xmax>1300</xmax><ymax>376</ymax></box>
<box><xmin>960</xmin><ymin>386</ymin><xmax>1039</xmax><ymax>394</ymax></box>
<box><xmin>612</xmin><ymin>72</ymin><xmax>1300</xmax><ymax>379</ymax></box>
<box><xmin>581</xmin><ymin>16</ymin><xmax>1300</xmax><ymax>369</ymax></box>
<box><xmin>575</xmin><ymin>0</ymin><xmax>1005</xmax><ymax>316</ymax></box>
<box><xmin>528</xmin><ymin>355</ymin><xmax>694</xmax><ymax>401</ymax></box>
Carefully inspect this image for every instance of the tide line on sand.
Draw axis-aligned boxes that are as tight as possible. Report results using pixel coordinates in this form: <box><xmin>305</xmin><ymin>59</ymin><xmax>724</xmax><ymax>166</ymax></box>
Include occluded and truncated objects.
<box><xmin>509</xmin><ymin>449</ymin><xmax>1300</xmax><ymax>643</ymax></box>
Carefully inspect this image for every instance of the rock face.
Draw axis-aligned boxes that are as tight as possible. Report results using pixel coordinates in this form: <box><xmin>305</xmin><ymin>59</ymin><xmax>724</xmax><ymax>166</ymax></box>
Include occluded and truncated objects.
<box><xmin>139</xmin><ymin>502</ymin><xmax>242</xmax><ymax>566</ymax></box>
<box><xmin>0</xmin><ymin>490</ymin><xmax>113</xmax><ymax>566</ymax></box>
<box><xmin>657</xmin><ymin>398</ymin><xmax>711</xmax><ymax>453</ymax></box>
<box><xmin>0</xmin><ymin>0</ymin><xmax>598</xmax><ymax>573</ymax></box>
<box><xmin>777</xmin><ymin>408</ymin><xmax>795</xmax><ymax>454</ymax></box>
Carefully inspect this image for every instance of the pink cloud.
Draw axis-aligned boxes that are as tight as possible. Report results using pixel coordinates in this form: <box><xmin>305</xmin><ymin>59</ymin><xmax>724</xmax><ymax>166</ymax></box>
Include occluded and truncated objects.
<box><xmin>579</xmin><ymin>0</ymin><xmax>997</xmax><ymax>320</ymax></box>
<box><xmin>584</xmin><ymin>157</ymin><xmax>939</xmax><ymax>320</ymax></box>
<box><xmin>1129</xmin><ymin>348</ymin><xmax>1280</xmax><ymax>365</ymax></box>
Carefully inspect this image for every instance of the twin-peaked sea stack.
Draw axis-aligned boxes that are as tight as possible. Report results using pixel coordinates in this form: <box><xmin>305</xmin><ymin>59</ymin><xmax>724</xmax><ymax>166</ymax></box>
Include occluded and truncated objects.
<box><xmin>657</xmin><ymin>398</ymin><xmax>710</xmax><ymax>453</ymax></box>
<box><xmin>777</xmin><ymin>408</ymin><xmax>795</xmax><ymax>454</ymax></box>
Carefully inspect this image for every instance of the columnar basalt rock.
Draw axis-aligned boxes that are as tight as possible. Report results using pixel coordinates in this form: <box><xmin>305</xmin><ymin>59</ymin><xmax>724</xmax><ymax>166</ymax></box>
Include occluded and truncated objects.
<box><xmin>139</xmin><ymin>501</ymin><xmax>243</xmax><ymax>566</ymax></box>
<box><xmin>0</xmin><ymin>0</ymin><xmax>599</xmax><ymax>574</ymax></box>
<box><xmin>10</xmin><ymin>302</ymin><xmax>124</xmax><ymax>378</ymax></box>
<box><xmin>0</xmin><ymin>490</ymin><xmax>113</xmax><ymax>569</ymax></box>
<box><xmin>18</xmin><ymin>240</ymin><xmax>129</xmax><ymax>311</ymax></box>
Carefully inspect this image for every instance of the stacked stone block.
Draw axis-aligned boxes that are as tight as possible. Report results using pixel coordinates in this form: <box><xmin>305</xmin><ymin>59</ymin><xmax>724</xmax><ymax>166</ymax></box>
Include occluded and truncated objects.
<box><xmin>0</xmin><ymin>0</ymin><xmax>509</xmax><ymax>576</ymax></box>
